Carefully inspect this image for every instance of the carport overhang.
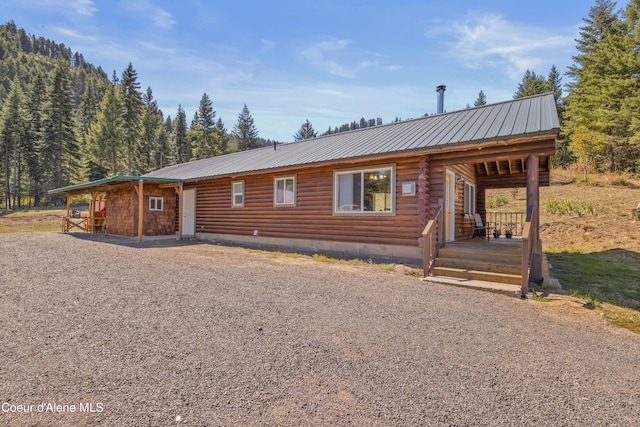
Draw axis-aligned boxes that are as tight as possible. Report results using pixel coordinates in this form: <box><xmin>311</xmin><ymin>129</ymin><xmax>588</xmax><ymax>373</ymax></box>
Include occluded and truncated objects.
<box><xmin>50</xmin><ymin>176</ymin><xmax>184</xmax><ymax>242</ymax></box>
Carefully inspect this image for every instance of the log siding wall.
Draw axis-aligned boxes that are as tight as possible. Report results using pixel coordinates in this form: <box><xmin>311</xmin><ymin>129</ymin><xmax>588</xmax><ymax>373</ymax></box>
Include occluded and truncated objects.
<box><xmin>192</xmin><ymin>158</ymin><xmax>422</xmax><ymax>247</ymax></box>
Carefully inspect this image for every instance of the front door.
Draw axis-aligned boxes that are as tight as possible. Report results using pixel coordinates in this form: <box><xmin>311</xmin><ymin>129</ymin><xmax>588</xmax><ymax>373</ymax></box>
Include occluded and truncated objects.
<box><xmin>182</xmin><ymin>188</ymin><xmax>196</xmax><ymax>236</ymax></box>
<box><xmin>445</xmin><ymin>170</ymin><xmax>456</xmax><ymax>241</ymax></box>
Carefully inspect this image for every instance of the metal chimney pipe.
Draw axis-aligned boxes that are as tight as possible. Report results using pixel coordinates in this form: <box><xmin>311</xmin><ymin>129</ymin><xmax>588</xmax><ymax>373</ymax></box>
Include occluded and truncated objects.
<box><xmin>436</xmin><ymin>85</ymin><xmax>446</xmax><ymax>114</ymax></box>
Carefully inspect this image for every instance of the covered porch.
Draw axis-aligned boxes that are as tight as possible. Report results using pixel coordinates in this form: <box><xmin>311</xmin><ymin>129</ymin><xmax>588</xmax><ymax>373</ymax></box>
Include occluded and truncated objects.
<box><xmin>422</xmin><ymin>147</ymin><xmax>552</xmax><ymax>298</ymax></box>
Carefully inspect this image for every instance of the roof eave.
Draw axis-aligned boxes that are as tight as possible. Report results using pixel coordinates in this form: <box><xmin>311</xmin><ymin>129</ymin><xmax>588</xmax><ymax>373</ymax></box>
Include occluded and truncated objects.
<box><xmin>49</xmin><ymin>175</ymin><xmax>183</xmax><ymax>195</ymax></box>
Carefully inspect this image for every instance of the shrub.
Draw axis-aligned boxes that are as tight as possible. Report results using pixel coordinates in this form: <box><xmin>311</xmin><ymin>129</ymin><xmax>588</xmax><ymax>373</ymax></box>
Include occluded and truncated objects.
<box><xmin>486</xmin><ymin>195</ymin><xmax>508</xmax><ymax>208</ymax></box>
<box><xmin>610</xmin><ymin>176</ymin><xmax>632</xmax><ymax>187</ymax></box>
<box><xmin>545</xmin><ymin>198</ymin><xmax>595</xmax><ymax>216</ymax></box>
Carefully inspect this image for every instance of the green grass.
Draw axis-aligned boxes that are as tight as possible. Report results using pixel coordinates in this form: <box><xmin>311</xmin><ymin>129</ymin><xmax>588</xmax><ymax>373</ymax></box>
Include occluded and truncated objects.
<box><xmin>547</xmin><ymin>250</ymin><xmax>640</xmax><ymax>333</ymax></box>
<box><xmin>0</xmin><ymin>221</ymin><xmax>60</xmax><ymax>233</ymax></box>
<box><xmin>547</xmin><ymin>250</ymin><xmax>640</xmax><ymax>311</ymax></box>
<box><xmin>530</xmin><ymin>294</ymin><xmax>552</xmax><ymax>302</ymax></box>
<box><xmin>0</xmin><ymin>207</ymin><xmax>65</xmax><ymax>233</ymax></box>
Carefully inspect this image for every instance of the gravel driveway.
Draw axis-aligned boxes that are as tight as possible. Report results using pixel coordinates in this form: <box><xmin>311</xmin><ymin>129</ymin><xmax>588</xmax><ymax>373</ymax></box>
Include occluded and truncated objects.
<box><xmin>1</xmin><ymin>232</ymin><xmax>638</xmax><ymax>426</ymax></box>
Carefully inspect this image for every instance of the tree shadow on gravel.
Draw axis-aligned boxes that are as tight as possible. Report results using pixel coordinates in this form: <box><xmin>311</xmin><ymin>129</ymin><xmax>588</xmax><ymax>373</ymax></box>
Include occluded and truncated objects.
<box><xmin>65</xmin><ymin>232</ymin><xmax>422</xmax><ymax>269</ymax></box>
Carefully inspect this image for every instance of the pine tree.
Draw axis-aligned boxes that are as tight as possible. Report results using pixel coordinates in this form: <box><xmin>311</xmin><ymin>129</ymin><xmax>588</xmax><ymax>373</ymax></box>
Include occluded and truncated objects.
<box><xmin>514</xmin><ymin>70</ymin><xmax>549</xmax><ymax>98</ymax></box>
<box><xmin>619</xmin><ymin>0</ymin><xmax>640</xmax><ymax>171</ymax></box>
<box><xmin>153</xmin><ymin>113</ymin><xmax>171</xmax><ymax>170</ymax></box>
<box><xmin>0</xmin><ymin>81</ymin><xmax>26</xmax><ymax>209</ymax></box>
<box><xmin>564</xmin><ymin>0</ymin><xmax>628</xmax><ymax>175</ymax></box>
<box><xmin>41</xmin><ymin>61</ymin><xmax>79</xmax><ymax>202</ymax></box>
<box><xmin>293</xmin><ymin>119</ymin><xmax>317</xmax><ymax>140</ymax></box>
<box><xmin>474</xmin><ymin>90</ymin><xmax>487</xmax><ymax>107</ymax></box>
<box><xmin>24</xmin><ymin>72</ymin><xmax>46</xmax><ymax>205</ymax></box>
<box><xmin>78</xmin><ymin>76</ymin><xmax>99</xmax><ymax>147</ymax></box>
<box><xmin>119</xmin><ymin>63</ymin><xmax>144</xmax><ymax>174</ymax></box>
<box><xmin>187</xmin><ymin>111</ymin><xmax>201</xmax><ymax>161</ymax></box>
<box><xmin>86</xmin><ymin>84</ymin><xmax>124</xmax><ymax>176</ymax></box>
<box><xmin>138</xmin><ymin>86</ymin><xmax>162</xmax><ymax>174</ymax></box>
<box><xmin>233</xmin><ymin>104</ymin><xmax>260</xmax><ymax>151</ymax></box>
<box><xmin>191</xmin><ymin>93</ymin><xmax>218</xmax><ymax>159</ymax></box>
<box><xmin>174</xmin><ymin>105</ymin><xmax>190</xmax><ymax>163</ymax></box>
<box><xmin>547</xmin><ymin>65</ymin><xmax>563</xmax><ymax>107</ymax></box>
<box><xmin>546</xmin><ymin>65</ymin><xmax>574</xmax><ymax>168</ymax></box>
<box><xmin>214</xmin><ymin>117</ymin><xmax>229</xmax><ymax>155</ymax></box>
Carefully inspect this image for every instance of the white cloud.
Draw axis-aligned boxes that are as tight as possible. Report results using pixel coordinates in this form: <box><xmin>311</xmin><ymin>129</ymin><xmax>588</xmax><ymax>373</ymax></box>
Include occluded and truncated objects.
<box><xmin>74</xmin><ymin>0</ymin><xmax>97</xmax><ymax>16</ymax></box>
<box><xmin>138</xmin><ymin>40</ymin><xmax>175</xmax><ymax>55</ymax></box>
<box><xmin>121</xmin><ymin>0</ymin><xmax>175</xmax><ymax>30</ymax></box>
<box><xmin>151</xmin><ymin>7</ymin><xmax>175</xmax><ymax>30</ymax></box>
<box><xmin>260</xmin><ymin>38</ymin><xmax>276</xmax><ymax>53</ymax></box>
<box><xmin>16</xmin><ymin>0</ymin><xmax>97</xmax><ymax>16</ymax></box>
<box><xmin>300</xmin><ymin>38</ymin><xmax>355</xmax><ymax>78</ymax></box>
<box><xmin>49</xmin><ymin>25</ymin><xmax>96</xmax><ymax>41</ymax></box>
<box><xmin>435</xmin><ymin>12</ymin><xmax>576</xmax><ymax>80</ymax></box>
<box><xmin>299</xmin><ymin>38</ymin><xmax>378</xmax><ymax>78</ymax></box>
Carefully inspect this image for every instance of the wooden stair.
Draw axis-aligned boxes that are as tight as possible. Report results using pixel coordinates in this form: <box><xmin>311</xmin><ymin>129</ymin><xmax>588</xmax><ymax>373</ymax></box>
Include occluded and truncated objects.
<box><xmin>431</xmin><ymin>239</ymin><xmax>523</xmax><ymax>286</ymax></box>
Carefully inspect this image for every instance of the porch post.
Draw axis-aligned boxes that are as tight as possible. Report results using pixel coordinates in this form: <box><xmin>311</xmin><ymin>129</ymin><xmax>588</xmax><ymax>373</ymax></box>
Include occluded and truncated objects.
<box><xmin>177</xmin><ymin>182</ymin><xmax>183</xmax><ymax>240</ymax></box>
<box><xmin>66</xmin><ymin>194</ymin><xmax>72</xmax><ymax>217</ymax></box>
<box><xmin>527</xmin><ymin>154</ymin><xmax>542</xmax><ymax>283</ymax></box>
<box><xmin>138</xmin><ymin>179</ymin><xmax>144</xmax><ymax>243</ymax></box>
<box><xmin>89</xmin><ymin>191</ymin><xmax>96</xmax><ymax>234</ymax></box>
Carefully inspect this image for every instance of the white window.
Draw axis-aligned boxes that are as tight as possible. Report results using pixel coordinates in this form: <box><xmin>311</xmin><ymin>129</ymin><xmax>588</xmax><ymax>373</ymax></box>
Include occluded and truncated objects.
<box><xmin>149</xmin><ymin>196</ymin><xmax>163</xmax><ymax>211</ymax></box>
<box><xmin>232</xmin><ymin>181</ymin><xmax>244</xmax><ymax>207</ymax></box>
<box><xmin>274</xmin><ymin>176</ymin><xmax>296</xmax><ymax>206</ymax></box>
<box><xmin>463</xmin><ymin>181</ymin><xmax>475</xmax><ymax>215</ymax></box>
<box><xmin>334</xmin><ymin>165</ymin><xmax>395</xmax><ymax>214</ymax></box>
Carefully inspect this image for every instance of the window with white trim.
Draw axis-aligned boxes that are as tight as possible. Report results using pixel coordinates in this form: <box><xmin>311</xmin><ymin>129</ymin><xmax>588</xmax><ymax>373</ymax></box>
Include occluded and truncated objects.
<box><xmin>334</xmin><ymin>165</ymin><xmax>395</xmax><ymax>214</ymax></box>
<box><xmin>463</xmin><ymin>181</ymin><xmax>475</xmax><ymax>215</ymax></box>
<box><xmin>274</xmin><ymin>176</ymin><xmax>296</xmax><ymax>206</ymax></box>
<box><xmin>149</xmin><ymin>196</ymin><xmax>163</xmax><ymax>211</ymax></box>
<box><xmin>232</xmin><ymin>181</ymin><xmax>244</xmax><ymax>207</ymax></box>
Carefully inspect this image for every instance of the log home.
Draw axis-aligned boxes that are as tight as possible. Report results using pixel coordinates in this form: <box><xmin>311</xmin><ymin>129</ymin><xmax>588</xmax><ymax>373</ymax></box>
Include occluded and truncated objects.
<box><xmin>51</xmin><ymin>93</ymin><xmax>560</xmax><ymax>296</ymax></box>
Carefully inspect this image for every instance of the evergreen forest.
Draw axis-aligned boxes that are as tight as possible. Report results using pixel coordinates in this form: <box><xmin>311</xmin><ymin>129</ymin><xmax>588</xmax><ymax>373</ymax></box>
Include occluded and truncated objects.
<box><xmin>1</xmin><ymin>0</ymin><xmax>640</xmax><ymax>208</ymax></box>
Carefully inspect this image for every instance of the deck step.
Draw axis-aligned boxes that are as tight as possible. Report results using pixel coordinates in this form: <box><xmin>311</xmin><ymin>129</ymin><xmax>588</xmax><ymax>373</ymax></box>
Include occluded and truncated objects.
<box><xmin>431</xmin><ymin>266</ymin><xmax>521</xmax><ymax>286</ymax></box>
<box><xmin>434</xmin><ymin>257</ymin><xmax>521</xmax><ymax>275</ymax></box>
<box><xmin>437</xmin><ymin>246</ymin><xmax>521</xmax><ymax>263</ymax></box>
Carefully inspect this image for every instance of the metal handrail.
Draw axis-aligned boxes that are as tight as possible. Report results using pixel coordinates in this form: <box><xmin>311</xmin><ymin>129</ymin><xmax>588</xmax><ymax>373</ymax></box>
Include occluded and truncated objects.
<box><xmin>486</xmin><ymin>211</ymin><xmax>526</xmax><ymax>237</ymax></box>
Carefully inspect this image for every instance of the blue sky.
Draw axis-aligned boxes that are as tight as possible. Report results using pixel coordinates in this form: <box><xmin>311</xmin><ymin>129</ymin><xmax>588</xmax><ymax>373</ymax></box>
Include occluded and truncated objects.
<box><xmin>2</xmin><ymin>0</ymin><xmax>595</xmax><ymax>142</ymax></box>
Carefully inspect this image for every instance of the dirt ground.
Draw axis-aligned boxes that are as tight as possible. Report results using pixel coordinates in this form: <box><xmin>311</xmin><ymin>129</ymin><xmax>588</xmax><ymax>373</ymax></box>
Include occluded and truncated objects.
<box><xmin>1</xmin><ymin>232</ymin><xmax>639</xmax><ymax>426</ymax></box>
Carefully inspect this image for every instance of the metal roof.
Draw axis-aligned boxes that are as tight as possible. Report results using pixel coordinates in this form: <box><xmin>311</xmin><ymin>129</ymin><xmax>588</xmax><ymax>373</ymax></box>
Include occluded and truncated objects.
<box><xmin>50</xmin><ymin>175</ymin><xmax>182</xmax><ymax>195</ymax></box>
<box><xmin>143</xmin><ymin>92</ymin><xmax>560</xmax><ymax>181</ymax></box>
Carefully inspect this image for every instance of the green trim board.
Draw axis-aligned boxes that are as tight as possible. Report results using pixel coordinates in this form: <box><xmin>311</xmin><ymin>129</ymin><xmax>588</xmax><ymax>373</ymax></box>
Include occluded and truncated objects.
<box><xmin>49</xmin><ymin>175</ymin><xmax>183</xmax><ymax>195</ymax></box>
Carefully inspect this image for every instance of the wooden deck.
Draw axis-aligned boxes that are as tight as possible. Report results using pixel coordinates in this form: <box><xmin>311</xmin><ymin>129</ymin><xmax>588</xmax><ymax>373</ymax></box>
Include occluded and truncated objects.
<box><xmin>425</xmin><ymin>238</ymin><xmax>524</xmax><ymax>296</ymax></box>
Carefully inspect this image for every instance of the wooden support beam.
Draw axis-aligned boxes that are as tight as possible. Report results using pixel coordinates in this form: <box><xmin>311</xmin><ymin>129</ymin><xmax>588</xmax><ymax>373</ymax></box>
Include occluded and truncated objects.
<box><xmin>66</xmin><ymin>194</ymin><xmax>72</xmax><ymax>217</ymax></box>
<box><xmin>89</xmin><ymin>192</ymin><xmax>96</xmax><ymax>234</ymax></box>
<box><xmin>484</xmin><ymin>162</ymin><xmax>493</xmax><ymax>175</ymax></box>
<box><xmin>177</xmin><ymin>182</ymin><xmax>183</xmax><ymax>240</ymax></box>
<box><xmin>527</xmin><ymin>154</ymin><xmax>542</xmax><ymax>285</ymax></box>
<box><xmin>138</xmin><ymin>180</ymin><xmax>144</xmax><ymax>243</ymax></box>
<box><xmin>432</xmin><ymin>140</ymin><xmax>556</xmax><ymax>166</ymax></box>
<box><xmin>159</xmin><ymin>182</ymin><xmax>180</xmax><ymax>189</ymax></box>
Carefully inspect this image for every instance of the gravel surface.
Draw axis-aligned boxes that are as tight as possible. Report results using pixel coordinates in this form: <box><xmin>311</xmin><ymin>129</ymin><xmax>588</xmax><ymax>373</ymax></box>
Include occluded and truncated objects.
<box><xmin>1</xmin><ymin>232</ymin><xmax>639</xmax><ymax>426</ymax></box>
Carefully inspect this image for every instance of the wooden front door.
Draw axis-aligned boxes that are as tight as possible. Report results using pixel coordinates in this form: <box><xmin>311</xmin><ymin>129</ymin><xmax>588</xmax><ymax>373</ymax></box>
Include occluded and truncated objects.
<box><xmin>182</xmin><ymin>188</ymin><xmax>196</xmax><ymax>236</ymax></box>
